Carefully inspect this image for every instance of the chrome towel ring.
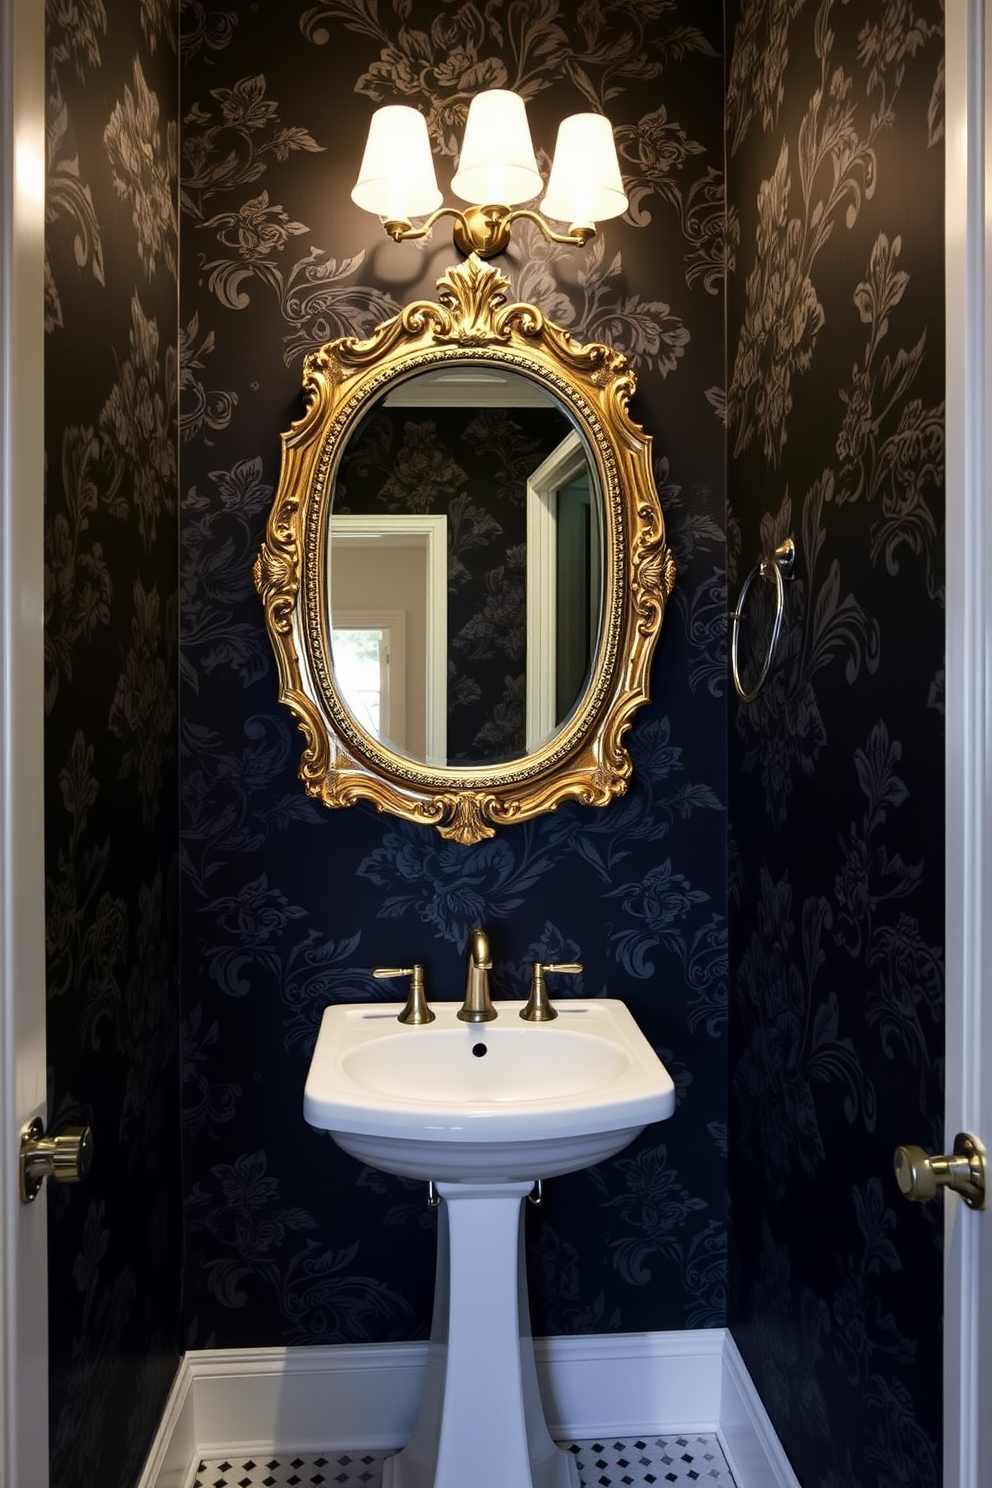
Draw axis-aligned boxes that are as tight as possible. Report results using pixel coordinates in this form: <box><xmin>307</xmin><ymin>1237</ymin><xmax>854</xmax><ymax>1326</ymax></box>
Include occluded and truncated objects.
<box><xmin>730</xmin><ymin>538</ymin><xmax>796</xmax><ymax>702</ymax></box>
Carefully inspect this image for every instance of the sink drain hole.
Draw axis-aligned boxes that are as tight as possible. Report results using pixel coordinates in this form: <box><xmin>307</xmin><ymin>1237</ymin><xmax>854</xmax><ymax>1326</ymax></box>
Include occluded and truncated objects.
<box><xmin>471</xmin><ymin>1043</ymin><xmax>488</xmax><ymax>1058</ymax></box>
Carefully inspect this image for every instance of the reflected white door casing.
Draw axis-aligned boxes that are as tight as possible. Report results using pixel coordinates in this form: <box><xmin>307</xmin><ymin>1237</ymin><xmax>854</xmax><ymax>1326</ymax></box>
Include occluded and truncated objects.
<box><xmin>0</xmin><ymin>1</ymin><xmax>49</xmax><ymax>1486</ymax></box>
<box><xmin>944</xmin><ymin>5</ymin><xmax>992</xmax><ymax>1487</ymax></box>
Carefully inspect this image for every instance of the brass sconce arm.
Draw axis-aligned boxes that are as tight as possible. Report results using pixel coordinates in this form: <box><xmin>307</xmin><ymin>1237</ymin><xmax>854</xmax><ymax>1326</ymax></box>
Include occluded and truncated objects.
<box><xmin>380</xmin><ymin>204</ymin><xmax>596</xmax><ymax>260</ymax></box>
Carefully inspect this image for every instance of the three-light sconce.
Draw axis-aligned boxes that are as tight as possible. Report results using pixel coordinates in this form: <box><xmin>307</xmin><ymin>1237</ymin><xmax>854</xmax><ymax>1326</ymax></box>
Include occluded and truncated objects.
<box><xmin>351</xmin><ymin>88</ymin><xmax>628</xmax><ymax>258</ymax></box>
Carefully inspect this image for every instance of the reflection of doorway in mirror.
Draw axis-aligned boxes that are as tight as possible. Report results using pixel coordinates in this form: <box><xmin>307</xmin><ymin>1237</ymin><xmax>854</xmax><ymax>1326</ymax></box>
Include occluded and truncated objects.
<box><xmin>526</xmin><ymin>433</ymin><xmax>602</xmax><ymax>752</ymax></box>
<box><xmin>329</xmin><ymin>516</ymin><xmax>447</xmax><ymax>764</ymax></box>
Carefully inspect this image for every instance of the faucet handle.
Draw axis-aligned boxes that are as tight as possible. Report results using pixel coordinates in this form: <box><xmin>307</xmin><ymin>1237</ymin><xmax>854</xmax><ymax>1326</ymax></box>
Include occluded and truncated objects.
<box><xmin>520</xmin><ymin>961</ymin><xmax>582</xmax><ymax>1022</ymax></box>
<box><xmin>372</xmin><ymin>964</ymin><xmax>435</xmax><ymax>1025</ymax></box>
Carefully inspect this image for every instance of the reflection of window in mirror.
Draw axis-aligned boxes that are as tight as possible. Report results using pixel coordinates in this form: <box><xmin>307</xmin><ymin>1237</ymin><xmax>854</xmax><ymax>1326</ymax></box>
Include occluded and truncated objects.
<box><xmin>526</xmin><ymin>433</ymin><xmax>602</xmax><ymax>752</ymax></box>
<box><xmin>331</xmin><ymin>621</ymin><xmax>401</xmax><ymax>743</ymax></box>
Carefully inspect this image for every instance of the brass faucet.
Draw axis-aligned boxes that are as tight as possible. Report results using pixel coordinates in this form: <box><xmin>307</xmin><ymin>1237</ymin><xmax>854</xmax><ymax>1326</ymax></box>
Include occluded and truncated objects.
<box><xmin>457</xmin><ymin>928</ymin><xmax>496</xmax><ymax>1022</ymax></box>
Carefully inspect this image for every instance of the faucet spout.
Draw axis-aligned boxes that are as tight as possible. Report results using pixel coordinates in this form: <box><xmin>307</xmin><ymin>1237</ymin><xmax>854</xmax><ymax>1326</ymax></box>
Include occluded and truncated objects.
<box><xmin>458</xmin><ymin>928</ymin><xmax>496</xmax><ymax>1022</ymax></box>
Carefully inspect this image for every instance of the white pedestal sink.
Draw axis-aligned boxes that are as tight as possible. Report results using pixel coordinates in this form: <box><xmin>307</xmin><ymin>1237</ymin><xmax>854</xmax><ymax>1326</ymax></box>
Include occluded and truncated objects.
<box><xmin>304</xmin><ymin>999</ymin><xmax>675</xmax><ymax>1488</ymax></box>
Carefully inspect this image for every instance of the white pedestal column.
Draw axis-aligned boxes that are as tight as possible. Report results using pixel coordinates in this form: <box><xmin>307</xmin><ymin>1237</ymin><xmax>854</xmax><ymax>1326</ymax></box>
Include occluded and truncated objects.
<box><xmin>383</xmin><ymin>1180</ymin><xmax>578</xmax><ymax>1488</ymax></box>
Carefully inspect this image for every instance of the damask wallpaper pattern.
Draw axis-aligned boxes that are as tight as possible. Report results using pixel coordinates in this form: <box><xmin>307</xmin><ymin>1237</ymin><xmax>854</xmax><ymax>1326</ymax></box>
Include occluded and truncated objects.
<box><xmin>177</xmin><ymin>0</ymin><xmax>728</xmax><ymax>1354</ymax></box>
<box><xmin>725</xmin><ymin>2</ymin><xmax>945</xmax><ymax>1485</ymax></box>
<box><xmin>44</xmin><ymin>2</ymin><xmax>182</xmax><ymax>1487</ymax></box>
<box><xmin>37</xmin><ymin>2</ymin><xmax>948</xmax><ymax>1486</ymax></box>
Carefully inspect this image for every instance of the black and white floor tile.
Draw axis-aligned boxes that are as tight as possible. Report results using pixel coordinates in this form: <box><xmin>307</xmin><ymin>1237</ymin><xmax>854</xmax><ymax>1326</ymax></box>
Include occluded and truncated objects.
<box><xmin>192</xmin><ymin>1434</ymin><xmax>737</xmax><ymax>1487</ymax></box>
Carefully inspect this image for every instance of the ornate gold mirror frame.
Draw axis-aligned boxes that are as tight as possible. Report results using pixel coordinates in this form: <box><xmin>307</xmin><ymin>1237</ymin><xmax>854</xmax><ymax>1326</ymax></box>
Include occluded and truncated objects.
<box><xmin>254</xmin><ymin>255</ymin><xmax>675</xmax><ymax>844</ymax></box>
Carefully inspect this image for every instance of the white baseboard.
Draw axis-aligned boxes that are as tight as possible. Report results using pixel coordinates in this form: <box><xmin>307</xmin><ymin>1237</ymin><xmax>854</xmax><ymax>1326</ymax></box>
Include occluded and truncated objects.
<box><xmin>718</xmin><ymin>1335</ymin><xmax>802</xmax><ymax>1488</ymax></box>
<box><xmin>137</xmin><ymin>1331</ymin><xmax>800</xmax><ymax>1488</ymax></box>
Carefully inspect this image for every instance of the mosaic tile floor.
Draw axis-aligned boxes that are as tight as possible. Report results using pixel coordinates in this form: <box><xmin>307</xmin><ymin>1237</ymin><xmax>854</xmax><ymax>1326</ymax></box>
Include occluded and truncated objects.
<box><xmin>193</xmin><ymin>1434</ymin><xmax>737</xmax><ymax>1487</ymax></box>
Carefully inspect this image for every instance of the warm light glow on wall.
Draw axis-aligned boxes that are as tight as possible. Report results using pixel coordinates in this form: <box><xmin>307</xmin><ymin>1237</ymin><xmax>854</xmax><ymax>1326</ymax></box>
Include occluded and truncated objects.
<box><xmin>15</xmin><ymin>136</ymin><xmax>44</xmax><ymax>206</ymax></box>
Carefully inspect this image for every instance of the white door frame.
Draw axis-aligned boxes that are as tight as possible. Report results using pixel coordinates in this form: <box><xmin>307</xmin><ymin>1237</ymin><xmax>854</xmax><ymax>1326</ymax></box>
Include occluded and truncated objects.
<box><xmin>525</xmin><ymin>431</ymin><xmax>591</xmax><ymax>752</ymax></box>
<box><xmin>944</xmin><ymin>6</ymin><xmax>992</xmax><ymax>1487</ymax></box>
<box><xmin>0</xmin><ymin>0</ymin><xmax>49</xmax><ymax>1485</ymax></box>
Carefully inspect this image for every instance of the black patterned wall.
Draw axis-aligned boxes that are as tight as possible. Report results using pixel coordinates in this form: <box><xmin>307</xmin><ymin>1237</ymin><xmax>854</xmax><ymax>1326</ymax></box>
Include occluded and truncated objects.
<box><xmin>39</xmin><ymin>3</ymin><xmax>948</xmax><ymax>1486</ymax></box>
<box><xmin>44</xmin><ymin>2</ymin><xmax>182</xmax><ymax>1487</ymax></box>
<box><xmin>725</xmin><ymin>3</ymin><xmax>945</xmax><ymax>1484</ymax></box>
<box><xmin>178</xmin><ymin>0</ymin><xmax>728</xmax><ymax>1353</ymax></box>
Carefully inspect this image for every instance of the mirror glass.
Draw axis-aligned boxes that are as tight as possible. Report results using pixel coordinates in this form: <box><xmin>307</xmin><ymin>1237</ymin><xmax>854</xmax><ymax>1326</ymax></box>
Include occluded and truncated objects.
<box><xmin>328</xmin><ymin>367</ymin><xmax>603</xmax><ymax>769</ymax></box>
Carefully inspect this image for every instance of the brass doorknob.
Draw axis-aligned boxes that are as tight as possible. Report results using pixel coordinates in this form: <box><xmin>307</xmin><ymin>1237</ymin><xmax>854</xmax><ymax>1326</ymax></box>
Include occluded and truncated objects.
<box><xmin>19</xmin><ymin>1117</ymin><xmax>93</xmax><ymax>1203</ymax></box>
<box><xmin>893</xmin><ymin>1131</ymin><xmax>986</xmax><ymax>1210</ymax></box>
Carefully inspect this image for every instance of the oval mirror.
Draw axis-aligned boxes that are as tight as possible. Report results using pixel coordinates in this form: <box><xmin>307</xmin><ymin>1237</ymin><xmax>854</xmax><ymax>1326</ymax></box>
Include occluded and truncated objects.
<box><xmin>255</xmin><ymin>255</ymin><xmax>675</xmax><ymax>844</ymax></box>
<box><xmin>328</xmin><ymin>366</ymin><xmax>603</xmax><ymax>770</ymax></box>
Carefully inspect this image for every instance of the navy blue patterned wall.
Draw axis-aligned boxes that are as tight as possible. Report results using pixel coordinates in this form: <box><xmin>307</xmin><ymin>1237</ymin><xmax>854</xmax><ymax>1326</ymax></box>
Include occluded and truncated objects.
<box><xmin>44</xmin><ymin>1</ymin><xmax>182</xmax><ymax>1485</ymax></box>
<box><xmin>725</xmin><ymin>3</ymin><xmax>945</xmax><ymax>1484</ymax></box>
<box><xmin>178</xmin><ymin>0</ymin><xmax>729</xmax><ymax>1351</ymax></box>
<box><xmin>39</xmin><ymin>4</ymin><xmax>949</xmax><ymax>1485</ymax></box>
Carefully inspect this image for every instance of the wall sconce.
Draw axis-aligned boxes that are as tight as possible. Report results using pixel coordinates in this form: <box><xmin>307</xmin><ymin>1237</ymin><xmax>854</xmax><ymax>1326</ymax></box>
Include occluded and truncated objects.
<box><xmin>351</xmin><ymin>89</ymin><xmax>628</xmax><ymax>259</ymax></box>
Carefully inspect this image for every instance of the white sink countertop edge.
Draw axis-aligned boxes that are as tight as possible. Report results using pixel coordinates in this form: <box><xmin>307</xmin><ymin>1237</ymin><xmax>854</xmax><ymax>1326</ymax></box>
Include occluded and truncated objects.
<box><xmin>304</xmin><ymin>998</ymin><xmax>676</xmax><ymax>1140</ymax></box>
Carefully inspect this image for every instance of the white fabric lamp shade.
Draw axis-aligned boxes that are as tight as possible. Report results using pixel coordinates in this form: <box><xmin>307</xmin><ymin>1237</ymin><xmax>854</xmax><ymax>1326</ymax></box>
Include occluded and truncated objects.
<box><xmin>351</xmin><ymin>106</ymin><xmax>443</xmax><ymax>220</ymax></box>
<box><xmin>541</xmin><ymin>113</ymin><xmax>627</xmax><ymax>226</ymax></box>
<box><xmin>450</xmin><ymin>90</ymin><xmax>542</xmax><ymax>206</ymax></box>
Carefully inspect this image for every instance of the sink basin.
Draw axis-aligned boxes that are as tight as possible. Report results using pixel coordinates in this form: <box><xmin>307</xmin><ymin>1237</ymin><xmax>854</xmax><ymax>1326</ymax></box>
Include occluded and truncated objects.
<box><xmin>304</xmin><ymin>998</ymin><xmax>675</xmax><ymax>1182</ymax></box>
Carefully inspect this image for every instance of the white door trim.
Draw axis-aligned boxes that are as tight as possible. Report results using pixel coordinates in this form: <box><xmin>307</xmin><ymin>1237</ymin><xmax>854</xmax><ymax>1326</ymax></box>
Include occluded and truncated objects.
<box><xmin>525</xmin><ymin>431</ymin><xmax>589</xmax><ymax>751</ymax></box>
<box><xmin>944</xmin><ymin>5</ymin><xmax>992</xmax><ymax>1487</ymax></box>
<box><xmin>0</xmin><ymin>1</ymin><xmax>49</xmax><ymax>1485</ymax></box>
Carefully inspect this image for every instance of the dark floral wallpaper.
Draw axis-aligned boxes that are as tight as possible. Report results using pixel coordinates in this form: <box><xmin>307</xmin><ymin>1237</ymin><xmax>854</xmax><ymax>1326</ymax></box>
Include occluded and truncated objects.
<box><xmin>178</xmin><ymin>0</ymin><xmax>728</xmax><ymax>1356</ymax></box>
<box><xmin>44</xmin><ymin>1</ymin><xmax>182</xmax><ymax>1487</ymax></box>
<box><xmin>38</xmin><ymin>2</ymin><xmax>947</xmax><ymax>1486</ymax></box>
<box><xmin>725</xmin><ymin>2</ymin><xmax>946</xmax><ymax>1486</ymax></box>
